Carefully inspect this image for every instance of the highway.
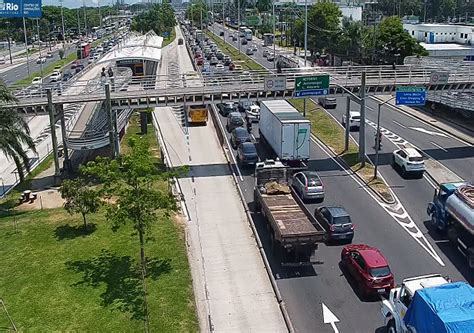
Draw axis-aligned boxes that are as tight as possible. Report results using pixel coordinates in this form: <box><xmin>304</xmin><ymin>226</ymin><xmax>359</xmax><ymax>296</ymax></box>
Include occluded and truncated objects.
<box><xmin>203</xmin><ymin>23</ymin><xmax>474</xmax><ymax>332</ymax></box>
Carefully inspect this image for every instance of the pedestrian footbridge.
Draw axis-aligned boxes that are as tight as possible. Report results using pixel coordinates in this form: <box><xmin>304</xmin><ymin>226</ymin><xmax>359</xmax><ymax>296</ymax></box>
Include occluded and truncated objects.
<box><xmin>8</xmin><ymin>65</ymin><xmax>474</xmax><ymax>110</ymax></box>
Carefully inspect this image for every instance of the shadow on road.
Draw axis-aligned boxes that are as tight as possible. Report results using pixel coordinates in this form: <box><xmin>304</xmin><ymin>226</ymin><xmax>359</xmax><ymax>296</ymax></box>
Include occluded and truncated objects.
<box><xmin>65</xmin><ymin>249</ymin><xmax>171</xmax><ymax>320</ymax></box>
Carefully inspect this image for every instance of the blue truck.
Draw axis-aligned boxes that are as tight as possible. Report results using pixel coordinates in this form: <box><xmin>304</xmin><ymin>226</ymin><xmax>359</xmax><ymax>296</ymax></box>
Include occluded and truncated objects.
<box><xmin>427</xmin><ymin>182</ymin><xmax>474</xmax><ymax>268</ymax></box>
<box><xmin>381</xmin><ymin>274</ymin><xmax>474</xmax><ymax>333</ymax></box>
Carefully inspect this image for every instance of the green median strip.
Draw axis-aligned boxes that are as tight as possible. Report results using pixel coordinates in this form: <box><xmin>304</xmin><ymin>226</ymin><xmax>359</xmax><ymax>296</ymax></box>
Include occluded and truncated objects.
<box><xmin>162</xmin><ymin>29</ymin><xmax>177</xmax><ymax>48</ymax></box>
<box><xmin>206</xmin><ymin>31</ymin><xmax>266</xmax><ymax>71</ymax></box>
<box><xmin>16</xmin><ymin>51</ymin><xmax>77</xmax><ymax>86</ymax></box>
<box><xmin>289</xmin><ymin>98</ymin><xmax>394</xmax><ymax>203</ymax></box>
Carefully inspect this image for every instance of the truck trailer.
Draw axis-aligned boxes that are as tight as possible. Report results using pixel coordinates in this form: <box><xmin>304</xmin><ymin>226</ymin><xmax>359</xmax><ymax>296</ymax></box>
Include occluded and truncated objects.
<box><xmin>259</xmin><ymin>100</ymin><xmax>310</xmax><ymax>169</ymax></box>
<box><xmin>381</xmin><ymin>274</ymin><xmax>474</xmax><ymax>333</ymax></box>
<box><xmin>427</xmin><ymin>182</ymin><xmax>474</xmax><ymax>267</ymax></box>
<box><xmin>253</xmin><ymin>160</ymin><xmax>325</xmax><ymax>263</ymax></box>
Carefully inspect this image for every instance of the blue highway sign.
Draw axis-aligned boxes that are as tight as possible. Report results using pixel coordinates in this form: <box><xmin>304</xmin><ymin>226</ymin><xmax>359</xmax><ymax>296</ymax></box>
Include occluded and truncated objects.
<box><xmin>295</xmin><ymin>89</ymin><xmax>329</xmax><ymax>97</ymax></box>
<box><xmin>395</xmin><ymin>86</ymin><xmax>426</xmax><ymax>106</ymax></box>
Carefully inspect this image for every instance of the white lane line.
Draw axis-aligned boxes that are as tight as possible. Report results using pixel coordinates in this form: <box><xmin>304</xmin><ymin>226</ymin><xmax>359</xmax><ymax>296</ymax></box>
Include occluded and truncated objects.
<box><xmin>430</xmin><ymin>141</ymin><xmax>449</xmax><ymax>153</ymax></box>
<box><xmin>392</xmin><ymin>120</ymin><xmax>406</xmax><ymax>129</ymax></box>
<box><xmin>311</xmin><ymin>134</ymin><xmax>445</xmax><ymax>266</ymax></box>
<box><xmin>423</xmin><ymin>174</ymin><xmax>437</xmax><ymax>189</ymax></box>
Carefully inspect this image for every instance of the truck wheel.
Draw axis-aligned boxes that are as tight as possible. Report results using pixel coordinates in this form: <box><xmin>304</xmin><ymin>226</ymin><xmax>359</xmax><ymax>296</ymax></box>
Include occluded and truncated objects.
<box><xmin>386</xmin><ymin>319</ymin><xmax>396</xmax><ymax>333</ymax></box>
<box><xmin>447</xmin><ymin>227</ymin><xmax>458</xmax><ymax>244</ymax></box>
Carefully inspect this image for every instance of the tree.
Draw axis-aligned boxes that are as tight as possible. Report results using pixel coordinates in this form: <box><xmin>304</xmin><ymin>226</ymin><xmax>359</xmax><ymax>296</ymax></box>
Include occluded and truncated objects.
<box><xmin>185</xmin><ymin>1</ymin><xmax>208</xmax><ymax>27</ymax></box>
<box><xmin>336</xmin><ymin>19</ymin><xmax>366</xmax><ymax>63</ymax></box>
<box><xmin>371</xmin><ymin>16</ymin><xmax>428</xmax><ymax>64</ymax></box>
<box><xmin>60</xmin><ymin>179</ymin><xmax>101</xmax><ymax>230</ymax></box>
<box><xmin>80</xmin><ymin>137</ymin><xmax>177</xmax><ymax>331</ymax></box>
<box><xmin>132</xmin><ymin>3</ymin><xmax>177</xmax><ymax>35</ymax></box>
<box><xmin>0</xmin><ymin>81</ymin><xmax>36</xmax><ymax>182</ymax></box>
<box><xmin>58</xmin><ymin>48</ymin><xmax>64</xmax><ymax>59</ymax></box>
<box><xmin>256</xmin><ymin>0</ymin><xmax>271</xmax><ymax>13</ymax></box>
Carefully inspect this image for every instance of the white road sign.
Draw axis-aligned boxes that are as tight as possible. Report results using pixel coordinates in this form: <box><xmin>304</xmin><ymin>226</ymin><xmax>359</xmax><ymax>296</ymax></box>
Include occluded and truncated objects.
<box><xmin>430</xmin><ymin>71</ymin><xmax>449</xmax><ymax>84</ymax></box>
<box><xmin>264</xmin><ymin>76</ymin><xmax>286</xmax><ymax>91</ymax></box>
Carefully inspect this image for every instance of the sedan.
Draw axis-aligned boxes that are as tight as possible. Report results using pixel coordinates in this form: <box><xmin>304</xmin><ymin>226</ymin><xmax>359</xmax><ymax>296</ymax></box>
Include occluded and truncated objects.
<box><xmin>315</xmin><ymin>206</ymin><xmax>354</xmax><ymax>243</ymax></box>
<box><xmin>226</xmin><ymin>112</ymin><xmax>244</xmax><ymax>132</ymax></box>
<box><xmin>292</xmin><ymin>171</ymin><xmax>325</xmax><ymax>202</ymax></box>
<box><xmin>231</xmin><ymin>127</ymin><xmax>251</xmax><ymax>148</ymax></box>
<box><xmin>245</xmin><ymin>47</ymin><xmax>253</xmax><ymax>55</ymax></box>
<box><xmin>216</xmin><ymin>63</ymin><xmax>225</xmax><ymax>71</ymax></box>
<box><xmin>267</xmin><ymin>53</ymin><xmax>275</xmax><ymax>62</ymax></box>
<box><xmin>210</xmin><ymin>57</ymin><xmax>219</xmax><ymax>65</ymax></box>
<box><xmin>237</xmin><ymin>142</ymin><xmax>258</xmax><ymax>166</ymax></box>
<box><xmin>36</xmin><ymin>57</ymin><xmax>46</xmax><ymax>64</ymax></box>
<box><xmin>31</xmin><ymin>76</ymin><xmax>43</xmax><ymax>86</ymax></box>
<box><xmin>341</xmin><ymin>244</ymin><xmax>395</xmax><ymax>298</ymax></box>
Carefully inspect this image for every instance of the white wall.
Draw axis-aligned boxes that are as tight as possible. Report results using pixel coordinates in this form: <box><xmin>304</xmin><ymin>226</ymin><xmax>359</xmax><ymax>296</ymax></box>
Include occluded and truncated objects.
<box><xmin>404</xmin><ymin>23</ymin><xmax>474</xmax><ymax>45</ymax></box>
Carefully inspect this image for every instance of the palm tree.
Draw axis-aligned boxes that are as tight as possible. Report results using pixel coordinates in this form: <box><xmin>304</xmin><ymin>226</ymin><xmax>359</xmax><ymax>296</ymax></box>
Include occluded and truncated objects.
<box><xmin>0</xmin><ymin>80</ymin><xmax>36</xmax><ymax>182</ymax></box>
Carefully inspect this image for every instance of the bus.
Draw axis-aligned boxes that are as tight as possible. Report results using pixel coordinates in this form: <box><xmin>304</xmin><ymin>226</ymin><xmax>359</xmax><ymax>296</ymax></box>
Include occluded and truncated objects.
<box><xmin>77</xmin><ymin>42</ymin><xmax>91</xmax><ymax>59</ymax></box>
<box><xmin>187</xmin><ymin>105</ymin><xmax>208</xmax><ymax>125</ymax></box>
<box><xmin>244</xmin><ymin>28</ymin><xmax>253</xmax><ymax>41</ymax></box>
<box><xmin>263</xmin><ymin>33</ymin><xmax>274</xmax><ymax>46</ymax></box>
<box><xmin>239</xmin><ymin>26</ymin><xmax>247</xmax><ymax>37</ymax></box>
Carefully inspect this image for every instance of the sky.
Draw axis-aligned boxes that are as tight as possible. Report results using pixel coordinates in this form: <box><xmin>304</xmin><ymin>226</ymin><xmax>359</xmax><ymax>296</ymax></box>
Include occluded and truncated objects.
<box><xmin>42</xmin><ymin>0</ymin><xmax>141</xmax><ymax>9</ymax></box>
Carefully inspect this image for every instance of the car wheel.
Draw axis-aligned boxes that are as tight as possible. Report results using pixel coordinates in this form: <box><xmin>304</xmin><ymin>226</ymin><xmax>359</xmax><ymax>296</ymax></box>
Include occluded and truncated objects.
<box><xmin>386</xmin><ymin>319</ymin><xmax>396</xmax><ymax>333</ymax></box>
<box><xmin>401</xmin><ymin>166</ymin><xmax>407</xmax><ymax>177</ymax></box>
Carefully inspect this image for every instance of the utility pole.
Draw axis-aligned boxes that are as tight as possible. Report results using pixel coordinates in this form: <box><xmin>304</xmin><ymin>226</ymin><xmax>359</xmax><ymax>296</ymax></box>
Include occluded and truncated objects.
<box><xmin>36</xmin><ymin>19</ymin><xmax>44</xmax><ymax>78</ymax></box>
<box><xmin>272</xmin><ymin>2</ymin><xmax>275</xmax><ymax>67</ymax></box>
<box><xmin>23</xmin><ymin>17</ymin><xmax>31</xmax><ymax>76</ymax></box>
<box><xmin>83</xmin><ymin>0</ymin><xmax>88</xmax><ymax>35</ymax></box>
<box><xmin>238</xmin><ymin>0</ymin><xmax>241</xmax><ymax>54</ymax></box>
<box><xmin>77</xmin><ymin>9</ymin><xmax>81</xmax><ymax>36</ymax></box>
<box><xmin>373</xmin><ymin>96</ymin><xmax>396</xmax><ymax>178</ymax></box>
<box><xmin>60</xmin><ymin>0</ymin><xmax>66</xmax><ymax>49</ymax></box>
<box><xmin>222</xmin><ymin>0</ymin><xmax>225</xmax><ymax>43</ymax></box>
<box><xmin>359</xmin><ymin>72</ymin><xmax>366</xmax><ymax>166</ymax></box>
<box><xmin>303</xmin><ymin>0</ymin><xmax>308</xmax><ymax>116</ymax></box>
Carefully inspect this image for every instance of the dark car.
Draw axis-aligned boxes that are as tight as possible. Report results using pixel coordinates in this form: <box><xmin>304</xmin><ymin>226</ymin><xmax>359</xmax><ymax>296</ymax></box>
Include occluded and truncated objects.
<box><xmin>62</xmin><ymin>71</ymin><xmax>74</xmax><ymax>82</ymax></box>
<box><xmin>218</xmin><ymin>102</ymin><xmax>236</xmax><ymax>116</ymax></box>
<box><xmin>241</xmin><ymin>38</ymin><xmax>248</xmax><ymax>45</ymax></box>
<box><xmin>226</xmin><ymin>112</ymin><xmax>244</xmax><ymax>132</ymax></box>
<box><xmin>315</xmin><ymin>206</ymin><xmax>354</xmax><ymax>243</ymax></box>
<box><xmin>232</xmin><ymin>35</ymin><xmax>238</xmax><ymax>41</ymax></box>
<box><xmin>341</xmin><ymin>244</ymin><xmax>395</xmax><ymax>298</ymax></box>
<box><xmin>196</xmin><ymin>57</ymin><xmax>204</xmax><ymax>66</ymax></box>
<box><xmin>219</xmin><ymin>31</ymin><xmax>225</xmax><ymax>36</ymax></box>
<box><xmin>216</xmin><ymin>52</ymin><xmax>224</xmax><ymax>60</ymax></box>
<box><xmin>178</xmin><ymin>38</ymin><xmax>184</xmax><ymax>45</ymax></box>
<box><xmin>292</xmin><ymin>171</ymin><xmax>325</xmax><ymax>202</ymax></box>
<box><xmin>74</xmin><ymin>63</ymin><xmax>85</xmax><ymax>73</ymax></box>
<box><xmin>237</xmin><ymin>142</ymin><xmax>258</xmax><ymax>165</ymax></box>
<box><xmin>231</xmin><ymin>127</ymin><xmax>251</xmax><ymax>148</ymax></box>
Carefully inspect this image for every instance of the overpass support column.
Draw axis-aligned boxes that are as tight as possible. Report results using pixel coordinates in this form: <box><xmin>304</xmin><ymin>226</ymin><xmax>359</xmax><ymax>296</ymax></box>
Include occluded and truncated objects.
<box><xmin>105</xmin><ymin>84</ymin><xmax>118</xmax><ymax>159</ymax></box>
<box><xmin>358</xmin><ymin>72</ymin><xmax>366</xmax><ymax>167</ymax></box>
<box><xmin>57</xmin><ymin>103</ymin><xmax>71</xmax><ymax>172</ymax></box>
<box><xmin>345</xmin><ymin>96</ymin><xmax>350</xmax><ymax>151</ymax></box>
<box><xmin>47</xmin><ymin>89</ymin><xmax>60</xmax><ymax>176</ymax></box>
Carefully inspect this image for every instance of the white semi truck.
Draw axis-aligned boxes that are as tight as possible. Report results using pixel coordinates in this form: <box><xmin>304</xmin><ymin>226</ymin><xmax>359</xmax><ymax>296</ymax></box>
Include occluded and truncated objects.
<box><xmin>381</xmin><ymin>274</ymin><xmax>474</xmax><ymax>333</ymax></box>
<box><xmin>259</xmin><ymin>100</ymin><xmax>310</xmax><ymax>169</ymax></box>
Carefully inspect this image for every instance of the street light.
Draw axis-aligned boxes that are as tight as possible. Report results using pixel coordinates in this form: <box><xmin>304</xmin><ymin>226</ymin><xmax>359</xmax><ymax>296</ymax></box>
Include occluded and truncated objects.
<box><xmin>374</xmin><ymin>95</ymin><xmax>396</xmax><ymax>179</ymax></box>
<box><xmin>60</xmin><ymin>0</ymin><xmax>66</xmax><ymax>50</ymax></box>
<box><xmin>272</xmin><ymin>1</ymin><xmax>275</xmax><ymax>68</ymax></box>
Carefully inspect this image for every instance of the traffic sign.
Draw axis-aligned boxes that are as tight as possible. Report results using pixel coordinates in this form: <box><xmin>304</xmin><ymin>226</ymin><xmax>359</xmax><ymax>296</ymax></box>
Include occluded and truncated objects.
<box><xmin>295</xmin><ymin>75</ymin><xmax>330</xmax><ymax>97</ymax></box>
<box><xmin>264</xmin><ymin>76</ymin><xmax>286</xmax><ymax>91</ymax></box>
<box><xmin>395</xmin><ymin>86</ymin><xmax>426</xmax><ymax>106</ymax></box>
<box><xmin>430</xmin><ymin>71</ymin><xmax>449</xmax><ymax>85</ymax></box>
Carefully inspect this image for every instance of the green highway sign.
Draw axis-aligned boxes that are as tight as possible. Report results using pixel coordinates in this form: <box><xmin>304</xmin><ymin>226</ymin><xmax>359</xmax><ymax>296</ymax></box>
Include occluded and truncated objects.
<box><xmin>295</xmin><ymin>75</ymin><xmax>330</xmax><ymax>97</ymax></box>
<box><xmin>395</xmin><ymin>86</ymin><xmax>426</xmax><ymax>93</ymax></box>
<box><xmin>295</xmin><ymin>75</ymin><xmax>330</xmax><ymax>92</ymax></box>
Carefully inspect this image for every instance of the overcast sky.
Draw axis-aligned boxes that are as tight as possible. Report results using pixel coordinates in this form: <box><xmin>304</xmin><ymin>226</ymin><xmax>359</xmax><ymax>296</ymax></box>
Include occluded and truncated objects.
<box><xmin>42</xmin><ymin>0</ymin><xmax>141</xmax><ymax>9</ymax></box>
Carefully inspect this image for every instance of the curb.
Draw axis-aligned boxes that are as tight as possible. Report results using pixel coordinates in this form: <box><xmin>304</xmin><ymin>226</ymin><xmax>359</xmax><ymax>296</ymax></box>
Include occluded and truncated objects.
<box><xmin>209</xmin><ymin>104</ymin><xmax>295</xmax><ymax>333</ymax></box>
<box><xmin>371</xmin><ymin>96</ymin><xmax>473</xmax><ymax>146</ymax></box>
<box><xmin>310</xmin><ymin>133</ymin><xmax>396</xmax><ymax>205</ymax></box>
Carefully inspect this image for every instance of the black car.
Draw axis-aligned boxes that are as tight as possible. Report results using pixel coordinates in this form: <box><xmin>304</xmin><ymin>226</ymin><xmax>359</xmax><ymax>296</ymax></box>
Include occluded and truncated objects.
<box><xmin>178</xmin><ymin>38</ymin><xmax>184</xmax><ymax>45</ymax></box>
<box><xmin>232</xmin><ymin>35</ymin><xmax>238</xmax><ymax>41</ymax></box>
<box><xmin>237</xmin><ymin>142</ymin><xmax>258</xmax><ymax>165</ymax></box>
<box><xmin>219</xmin><ymin>31</ymin><xmax>224</xmax><ymax>36</ymax></box>
<box><xmin>226</xmin><ymin>112</ymin><xmax>244</xmax><ymax>132</ymax></box>
<box><xmin>74</xmin><ymin>64</ymin><xmax>85</xmax><ymax>73</ymax></box>
<box><xmin>231</xmin><ymin>127</ymin><xmax>251</xmax><ymax>148</ymax></box>
<box><xmin>216</xmin><ymin>52</ymin><xmax>224</xmax><ymax>60</ymax></box>
<box><xmin>218</xmin><ymin>102</ymin><xmax>237</xmax><ymax>116</ymax></box>
<box><xmin>315</xmin><ymin>206</ymin><xmax>354</xmax><ymax>243</ymax></box>
<box><xmin>241</xmin><ymin>38</ymin><xmax>248</xmax><ymax>45</ymax></box>
<box><xmin>62</xmin><ymin>71</ymin><xmax>74</xmax><ymax>82</ymax></box>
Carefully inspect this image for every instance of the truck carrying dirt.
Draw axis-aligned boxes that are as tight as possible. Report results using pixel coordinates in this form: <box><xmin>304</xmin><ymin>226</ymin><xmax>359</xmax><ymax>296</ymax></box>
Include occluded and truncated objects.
<box><xmin>253</xmin><ymin>159</ymin><xmax>325</xmax><ymax>263</ymax></box>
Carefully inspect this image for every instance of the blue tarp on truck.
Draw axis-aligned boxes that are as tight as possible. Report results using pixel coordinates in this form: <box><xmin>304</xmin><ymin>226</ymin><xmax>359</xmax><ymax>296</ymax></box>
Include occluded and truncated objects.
<box><xmin>404</xmin><ymin>282</ymin><xmax>474</xmax><ymax>333</ymax></box>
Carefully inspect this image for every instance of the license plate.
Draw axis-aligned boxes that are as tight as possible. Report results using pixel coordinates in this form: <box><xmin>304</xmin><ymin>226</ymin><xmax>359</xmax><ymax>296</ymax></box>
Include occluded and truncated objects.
<box><xmin>377</xmin><ymin>288</ymin><xmax>386</xmax><ymax>293</ymax></box>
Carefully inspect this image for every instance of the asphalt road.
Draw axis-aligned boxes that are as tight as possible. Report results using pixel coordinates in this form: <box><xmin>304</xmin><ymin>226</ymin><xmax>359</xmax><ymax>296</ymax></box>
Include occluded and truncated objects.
<box><xmin>0</xmin><ymin>46</ymin><xmax>77</xmax><ymax>85</ymax></box>
<box><xmin>212</xmin><ymin>105</ymin><xmax>474</xmax><ymax>332</ymax></box>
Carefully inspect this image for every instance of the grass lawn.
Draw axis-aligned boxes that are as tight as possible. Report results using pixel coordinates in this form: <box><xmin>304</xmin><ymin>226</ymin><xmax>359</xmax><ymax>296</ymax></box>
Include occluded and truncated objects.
<box><xmin>289</xmin><ymin>98</ymin><xmax>393</xmax><ymax>202</ymax></box>
<box><xmin>0</xmin><ymin>208</ymin><xmax>198</xmax><ymax>332</ymax></box>
<box><xmin>162</xmin><ymin>29</ymin><xmax>177</xmax><ymax>48</ymax></box>
<box><xmin>207</xmin><ymin>32</ymin><xmax>266</xmax><ymax>71</ymax></box>
<box><xmin>16</xmin><ymin>52</ymin><xmax>77</xmax><ymax>86</ymax></box>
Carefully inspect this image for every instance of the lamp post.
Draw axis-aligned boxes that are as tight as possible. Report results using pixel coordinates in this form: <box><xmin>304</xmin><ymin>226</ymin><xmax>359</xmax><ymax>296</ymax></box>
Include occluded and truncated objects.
<box><xmin>23</xmin><ymin>17</ymin><xmax>31</xmax><ymax>76</ymax></box>
<box><xmin>60</xmin><ymin>0</ymin><xmax>66</xmax><ymax>49</ymax></box>
<box><xmin>272</xmin><ymin>1</ymin><xmax>275</xmax><ymax>68</ymax></box>
<box><xmin>303</xmin><ymin>0</ymin><xmax>308</xmax><ymax>116</ymax></box>
<box><xmin>36</xmin><ymin>18</ymin><xmax>44</xmax><ymax>78</ymax></box>
<box><xmin>374</xmin><ymin>95</ymin><xmax>396</xmax><ymax>179</ymax></box>
<box><xmin>238</xmin><ymin>0</ymin><xmax>241</xmax><ymax>54</ymax></box>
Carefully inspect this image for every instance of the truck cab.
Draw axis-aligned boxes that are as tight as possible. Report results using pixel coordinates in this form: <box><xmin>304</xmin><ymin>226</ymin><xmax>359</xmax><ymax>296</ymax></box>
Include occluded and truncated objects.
<box><xmin>427</xmin><ymin>183</ymin><xmax>462</xmax><ymax>232</ymax></box>
<box><xmin>382</xmin><ymin>274</ymin><xmax>450</xmax><ymax>333</ymax></box>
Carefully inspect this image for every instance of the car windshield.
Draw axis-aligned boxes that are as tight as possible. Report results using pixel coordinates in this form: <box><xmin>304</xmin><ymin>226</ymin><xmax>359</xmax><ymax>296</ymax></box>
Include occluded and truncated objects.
<box><xmin>242</xmin><ymin>144</ymin><xmax>257</xmax><ymax>154</ymax></box>
<box><xmin>236</xmin><ymin>129</ymin><xmax>248</xmax><ymax>138</ymax></box>
<box><xmin>409</xmin><ymin>156</ymin><xmax>423</xmax><ymax>162</ymax></box>
<box><xmin>232</xmin><ymin>117</ymin><xmax>243</xmax><ymax>124</ymax></box>
<box><xmin>352</xmin><ymin>116</ymin><xmax>360</xmax><ymax>120</ymax></box>
<box><xmin>369</xmin><ymin>266</ymin><xmax>391</xmax><ymax>278</ymax></box>
<box><xmin>331</xmin><ymin>215</ymin><xmax>351</xmax><ymax>225</ymax></box>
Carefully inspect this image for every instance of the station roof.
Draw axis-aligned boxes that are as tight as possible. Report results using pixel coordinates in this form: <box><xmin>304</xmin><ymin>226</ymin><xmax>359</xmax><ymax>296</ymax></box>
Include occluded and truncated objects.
<box><xmin>98</xmin><ymin>31</ymin><xmax>163</xmax><ymax>64</ymax></box>
<box><xmin>420</xmin><ymin>42</ymin><xmax>474</xmax><ymax>51</ymax></box>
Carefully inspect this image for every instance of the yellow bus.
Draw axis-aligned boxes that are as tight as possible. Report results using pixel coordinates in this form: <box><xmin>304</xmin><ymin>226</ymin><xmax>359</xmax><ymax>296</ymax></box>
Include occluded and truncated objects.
<box><xmin>187</xmin><ymin>105</ymin><xmax>208</xmax><ymax>125</ymax></box>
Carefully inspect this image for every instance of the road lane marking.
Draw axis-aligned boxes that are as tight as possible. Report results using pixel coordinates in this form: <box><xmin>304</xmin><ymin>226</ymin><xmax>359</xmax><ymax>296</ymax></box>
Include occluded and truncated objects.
<box><xmin>392</xmin><ymin>120</ymin><xmax>406</xmax><ymax>128</ymax></box>
<box><xmin>311</xmin><ymin>134</ymin><xmax>445</xmax><ymax>266</ymax></box>
<box><xmin>430</xmin><ymin>141</ymin><xmax>449</xmax><ymax>153</ymax></box>
<box><xmin>322</xmin><ymin>303</ymin><xmax>340</xmax><ymax>333</ymax></box>
<box><xmin>409</xmin><ymin>126</ymin><xmax>448</xmax><ymax>137</ymax></box>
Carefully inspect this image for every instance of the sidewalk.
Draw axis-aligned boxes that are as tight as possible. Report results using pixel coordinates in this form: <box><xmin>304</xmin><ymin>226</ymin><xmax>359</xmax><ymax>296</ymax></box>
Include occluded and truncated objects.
<box><xmin>153</xmin><ymin>107</ymin><xmax>287</xmax><ymax>332</ymax></box>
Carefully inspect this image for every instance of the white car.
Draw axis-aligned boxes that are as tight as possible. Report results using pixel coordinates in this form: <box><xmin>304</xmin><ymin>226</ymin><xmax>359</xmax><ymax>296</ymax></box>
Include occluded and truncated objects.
<box><xmin>36</xmin><ymin>57</ymin><xmax>46</xmax><ymax>64</ymax></box>
<box><xmin>246</xmin><ymin>104</ymin><xmax>260</xmax><ymax>122</ymax></box>
<box><xmin>263</xmin><ymin>50</ymin><xmax>269</xmax><ymax>58</ymax></box>
<box><xmin>31</xmin><ymin>76</ymin><xmax>43</xmax><ymax>86</ymax></box>
<box><xmin>216</xmin><ymin>63</ymin><xmax>224</xmax><ymax>71</ymax></box>
<box><xmin>341</xmin><ymin>111</ymin><xmax>361</xmax><ymax>129</ymax></box>
<box><xmin>392</xmin><ymin>147</ymin><xmax>425</xmax><ymax>177</ymax></box>
<box><xmin>50</xmin><ymin>71</ymin><xmax>62</xmax><ymax>82</ymax></box>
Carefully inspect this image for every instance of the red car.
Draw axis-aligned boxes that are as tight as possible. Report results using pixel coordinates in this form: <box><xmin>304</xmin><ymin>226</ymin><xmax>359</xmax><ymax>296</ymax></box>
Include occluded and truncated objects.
<box><xmin>196</xmin><ymin>57</ymin><xmax>204</xmax><ymax>66</ymax></box>
<box><xmin>228</xmin><ymin>62</ymin><xmax>235</xmax><ymax>71</ymax></box>
<box><xmin>341</xmin><ymin>244</ymin><xmax>394</xmax><ymax>298</ymax></box>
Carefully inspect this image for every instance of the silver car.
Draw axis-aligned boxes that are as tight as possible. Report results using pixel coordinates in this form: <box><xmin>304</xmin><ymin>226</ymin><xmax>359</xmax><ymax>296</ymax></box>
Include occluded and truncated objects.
<box><xmin>292</xmin><ymin>171</ymin><xmax>325</xmax><ymax>202</ymax></box>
